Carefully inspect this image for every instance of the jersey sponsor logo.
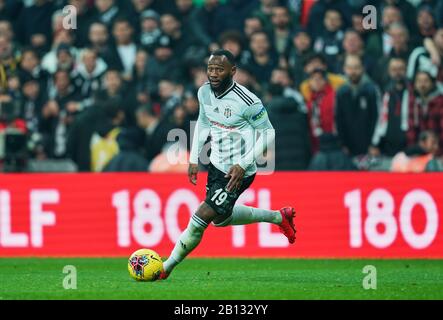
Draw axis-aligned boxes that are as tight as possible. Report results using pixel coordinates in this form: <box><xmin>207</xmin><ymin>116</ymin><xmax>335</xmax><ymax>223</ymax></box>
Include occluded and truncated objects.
<box><xmin>209</xmin><ymin>119</ymin><xmax>237</xmax><ymax>130</ymax></box>
<box><xmin>251</xmin><ymin>107</ymin><xmax>266</xmax><ymax>122</ymax></box>
<box><xmin>224</xmin><ymin>107</ymin><xmax>232</xmax><ymax>118</ymax></box>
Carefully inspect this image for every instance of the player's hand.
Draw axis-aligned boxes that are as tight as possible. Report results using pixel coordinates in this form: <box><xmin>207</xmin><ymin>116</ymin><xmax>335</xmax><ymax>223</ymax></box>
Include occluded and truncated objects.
<box><xmin>188</xmin><ymin>163</ymin><xmax>198</xmax><ymax>185</ymax></box>
<box><xmin>225</xmin><ymin>164</ymin><xmax>245</xmax><ymax>193</ymax></box>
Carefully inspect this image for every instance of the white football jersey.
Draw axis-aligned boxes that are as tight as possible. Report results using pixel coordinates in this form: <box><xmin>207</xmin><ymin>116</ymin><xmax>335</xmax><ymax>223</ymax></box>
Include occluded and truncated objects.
<box><xmin>190</xmin><ymin>81</ymin><xmax>273</xmax><ymax>177</ymax></box>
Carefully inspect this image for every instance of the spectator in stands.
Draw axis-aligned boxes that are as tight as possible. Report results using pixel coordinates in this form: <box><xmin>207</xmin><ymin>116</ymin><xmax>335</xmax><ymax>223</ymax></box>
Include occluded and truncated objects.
<box><xmin>103</xmin><ymin>127</ymin><xmax>148</xmax><ymax>172</ymax></box>
<box><xmin>391</xmin><ymin>130</ymin><xmax>439</xmax><ymax>173</ymax></box>
<box><xmin>68</xmin><ymin>0</ymin><xmax>95</xmax><ymax>48</ymax></box>
<box><xmin>176</xmin><ymin>0</ymin><xmax>219</xmax><ymax>52</ymax></box>
<box><xmin>305</xmin><ymin>68</ymin><xmax>337</xmax><ymax>153</ymax></box>
<box><xmin>218</xmin><ymin>31</ymin><xmax>245</xmax><ymax>64</ymax></box>
<box><xmin>266</xmin><ymin>68</ymin><xmax>311</xmax><ymax>170</ymax></box>
<box><xmin>181</xmin><ymin>90</ymin><xmax>199</xmax><ymax>146</ymax></box>
<box><xmin>410</xmin><ymin>5</ymin><xmax>437</xmax><ymax>48</ymax></box>
<box><xmin>73</xmin><ymin>49</ymin><xmax>107</xmax><ymax>101</ymax></box>
<box><xmin>313</xmin><ymin>8</ymin><xmax>345</xmax><ymax>73</ymax></box>
<box><xmin>88</xmin><ymin>22</ymin><xmax>111</xmax><ymax>59</ymax></box>
<box><xmin>135</xmin><ymin>104</ymin><xmax>173</xmax><ymax>163</ymax></box>
<box><xmin>194</xmin><ymin>0</ymin><xmax>229</xmax><ymax>49</ymax></box>
<box><xmin>139</xmin><ymin>10</ymin><xmax>161</xmax><ymax>54</ymax></box>
<box><xmin>242</xmin><ymin>31</ymin><xmax>278</xmax><ymax>86</ymax></box>
<box><xmin>299</xmin><ymin>53</ymin><xmax>345</xmax><ymax>102</ymax></box>
<box><xmin>21</xmin><ymin>78</ymin><xmax>46</xmax><ymax>138</ymax></box>
<box><xmin>67</xmin><ymin>97</ymin><xmax>114</xmax><ymax>171</ymax></box>
<box><xmin>285</xmin><ymin>27</ymin><xmax>313</xmax><ymax>87</ymax></box>
<box><xmin>146</xmin><ymin>34</ymin><xmax>182</xmax><ymax>95</ymax></box>
<box><xmin>95</xmin><ymin>69</ymin><xmax>137</xmax><ymax>126</ymax></box>
<box><xmin>407</xmin><ymin>70</ymin><xmax>443</xmax><ymax>155</ymax></box>
<box><xmin>18</xmin><ymin>47</ymin><xmax>49</xmax><ymax>96</ymax></box>
<box><xmin>104</xmin><ymin>17</ymin><xmax>138</xmax><ymax>80</ymax></box>
<box><xmin>0</xmin><ymin>0</ymin><xmax>439</xmax><ymax>173</ymax></box>
<box><xmin>160</xmin><ymin>13</ymin><xmax>204</xmax><ymax>65</ymax></box>
<box><xmin>306</xmin><ymin>0</ymin><xmax>351</xmax><ymax>41</ymax></box>
<box><xmin>130</xmin><ymin>49</ymin><xmax>150</xmax><ymax>106</ymax></box>
<box><xmin>375</xmin><ymin>23</ymin><xmax>412</xmax><ymax>89</ymax></box>
<box><xmin>350</xmin><ymin>8</ymin><xmax>371</xmax><ymax>42</ymax></box>
<box><xmin>377</xmin><ymin>0</ymin><xmax>417</xmax><ymax>35</ymax></box>
<box><xmin>90</xmin><ymin>100</ymin><xmax>125</xmax><ymax>172</ymax></box>
<box><xmin>243</xmin><ymin>15</ymin><xmax>265</xmax><ymax>42</ymax></box>
<box><xmin>0</xmin><ymin>34</ymin><xmax>19</xmax><ymax>92</ymax></box>
<box><xmin>93</xmin><ymin>0</ymin><xmax>121</xmax><ymax>30</ymax></box>
<box><xmin>336</xmin><ymin>29</ymin><xmax>376</xmax><ymax>81</ymax></box>
<box><xmin>408</xmin><ymin>28</ymin><xmax>443</xmax><ymax>85</ymax></box>
<box><xmin>127</xmin><ymin>0</ymin><xmax>160</xmax><ymax>36</ymax></box>
<box><xmin>366</xmin><ymin>5</ymin><xmax>403</xmax><ymax>60</ymax></box>
<box><xmin>158</xmin><ymin>78</ymin><xmax>182</xmax><ymax>115</ymax></box>
<box><xmin>16</xmin><ymin>0</ymin><xmax>54</xmax><ymax>51</ymax></box>
<box><xmin>270</xmin><ymin>6</ymin><xmax>292</xmax><ymax>55</ymax></box>
<box><xmin>371</xmin><ymin>57</ymin><xmax>412</xmax><ymax>157</ymax></box>
<box><xmin>252</xmin><ymin>0</ymin><xmax>278</xmax><ymax>34</ymax></box>
<box><xmin>0</xmin><ymin>20</ymin><xmax>19</xmax><ymax>53</ymax></box>
<box><xmin>308</xmin><ymin>133</ymin><xmax>356</xmax><ymax>171</ymax></box>
<box><xmin>335</xmin><ymin>55</ymin><xmax>380</xmax><ymax>157</ymax></box>
<box><xmin>42</xmin><ymin>42</ymin><xmax>77</xmax><ymax>75</ymax></box>
<box><xmin>40</xmin><ymin>69</ymin><xmax>81</xmax><ymax>158</ymax></box>
<box><xmin>222</xmin><ymin>0</ymin><xmax>260</xmax><ymax>33</ymax></box>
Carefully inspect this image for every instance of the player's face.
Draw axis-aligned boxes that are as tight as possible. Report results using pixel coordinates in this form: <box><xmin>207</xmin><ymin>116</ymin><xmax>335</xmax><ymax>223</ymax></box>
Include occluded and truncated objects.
<box><xmin>207</xmin><ymin>55</ymin><xmax>235</xmax><ymax>91</ymax></box>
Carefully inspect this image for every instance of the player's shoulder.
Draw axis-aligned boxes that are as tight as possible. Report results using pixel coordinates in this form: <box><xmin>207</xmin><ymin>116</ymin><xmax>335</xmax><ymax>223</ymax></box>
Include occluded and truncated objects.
<box><xmin>231</xmin><ymin>82</ymin><xmax>261</xmax><ymax>106</ymax></box>
<box><xmin>197</xmin><ymin>82</ymin><xmax>211</xmax><ymax>102</ymax></box>
<box><xmin>197</xmin><ymin>82</ymin><xmax>211</xmax><ymax>94</ymax></box>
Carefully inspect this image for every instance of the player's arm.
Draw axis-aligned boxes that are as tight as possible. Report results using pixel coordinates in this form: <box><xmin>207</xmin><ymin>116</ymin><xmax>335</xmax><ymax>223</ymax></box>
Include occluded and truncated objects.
<box><xmin>239</xmin><ymin>104</ymin><xmax>275</xmax><ymax>172</ymax></box>
<box><xmin>225</xmin><ymin>103</ymin><xmax>275</xmax><ymax>192</ymax></box>
<box><xmin>188</xmin><ymin>99</ymin><xmax>211</xmax><ymax>185</ymax></box>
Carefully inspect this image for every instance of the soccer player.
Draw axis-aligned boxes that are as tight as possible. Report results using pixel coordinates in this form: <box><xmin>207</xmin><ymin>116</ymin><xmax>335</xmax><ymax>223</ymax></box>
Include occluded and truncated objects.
<box><xmin>159</xmin><ymin>50</ymin><xmax>296</xmax><ymax>280</ymax></box>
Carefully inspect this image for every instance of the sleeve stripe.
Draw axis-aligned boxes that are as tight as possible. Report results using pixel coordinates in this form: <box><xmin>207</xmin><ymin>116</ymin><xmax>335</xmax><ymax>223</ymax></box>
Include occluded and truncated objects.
<box><xmin>234</xmin><ymin>85</ymin><xmax>254</xmax><ymax>104</ymax></box>
<box><xmin>233</xmin><ymin>86</ymin><xmax>254</xmax><ymax>106</ymax></box>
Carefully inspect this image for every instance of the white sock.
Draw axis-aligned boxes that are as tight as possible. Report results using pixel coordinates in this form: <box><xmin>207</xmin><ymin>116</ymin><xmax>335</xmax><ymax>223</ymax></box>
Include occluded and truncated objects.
<box><xmin>214</xmin><ymin>205</ymin><xmax>282</xmax><ymax>227</ymax></box>
<box><xmin>163</xmin><ymin>215</ymin><xmax>207</xmax><ymax>273</ymax></box>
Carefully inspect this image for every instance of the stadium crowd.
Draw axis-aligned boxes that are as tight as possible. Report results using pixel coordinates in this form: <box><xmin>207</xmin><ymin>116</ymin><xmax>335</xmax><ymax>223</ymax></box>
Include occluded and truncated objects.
<box><xmin>0</xmin><ymin>0</ymin><xmax>442</xmax><ymax>172</ymax></box>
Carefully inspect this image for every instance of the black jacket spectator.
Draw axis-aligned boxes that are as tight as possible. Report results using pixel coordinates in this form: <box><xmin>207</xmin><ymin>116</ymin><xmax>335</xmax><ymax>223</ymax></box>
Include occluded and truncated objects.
<box><xmin>335</xmin><ymin>74</ymin><xmax>380</xmax><ymax>156</ymax></box>
<box><xmin>372</xmin><ymin>83</ymin><xmax>413</xmax><ymax>157</ymax></box>
<box><xmin>307</xmin><ymin>0</ymin><xmax>351</xmax><ymax>41</ymax></box>
<box><xmin>16</xmin><ymin>0</ymin><xmax>54</xmax><ymax>47</ymax></box>
<box><xmin>267</xmin><ymin>84</ymin><xmax>311</xmax><ymax>170</ymax></box>
<box><xmin>103</xmin><ymin>128</ymin><xmax>148</xmax><ymax>172</ymax></box>
<box><xmin>146</xmin><ymin>35</ymin><xmax>182</xmax><ymax>94</ymax></box>
<box><xmin>309</xmin><ymin>134</ymin><xmax>356</xmax><ymax>171</ymax></box>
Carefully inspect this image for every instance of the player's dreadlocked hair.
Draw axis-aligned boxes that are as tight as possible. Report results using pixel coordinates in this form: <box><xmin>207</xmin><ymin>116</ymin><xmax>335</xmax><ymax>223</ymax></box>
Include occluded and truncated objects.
<box><xmin>210</xmin><ymin>49</ymin><xmax>236</xmax><ymax>66</ymax></box>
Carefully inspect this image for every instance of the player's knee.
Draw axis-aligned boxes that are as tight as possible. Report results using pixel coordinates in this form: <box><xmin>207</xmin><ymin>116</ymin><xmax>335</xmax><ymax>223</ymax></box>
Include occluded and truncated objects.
<box><xmin>195</xmin><ymin>201</ymin><xmax>218</xmax><ymax>224</ymax></box>
<box><xmin>212</xmin><ymin>216</ymin><xmax>232</xmax><ymax>227</ymax></box>
<box><xmin>212</xmin><ymin>209</ymin><xmax>233</xmax><ymax>227</ymax></box>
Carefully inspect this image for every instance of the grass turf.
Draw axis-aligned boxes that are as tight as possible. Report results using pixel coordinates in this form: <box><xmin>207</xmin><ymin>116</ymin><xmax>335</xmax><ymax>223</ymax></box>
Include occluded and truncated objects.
<box><xmin>0</xmin><ymin>258</ymin><xmax>442</xmax><ymax>300</ymax></box>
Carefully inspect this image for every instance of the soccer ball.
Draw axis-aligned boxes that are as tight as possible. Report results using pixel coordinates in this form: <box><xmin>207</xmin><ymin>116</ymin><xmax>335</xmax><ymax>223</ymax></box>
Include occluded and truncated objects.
<box><xmin>128</xmin><ymin>249</ymin><xmax>164</xmax><ymax>281</ymax></box>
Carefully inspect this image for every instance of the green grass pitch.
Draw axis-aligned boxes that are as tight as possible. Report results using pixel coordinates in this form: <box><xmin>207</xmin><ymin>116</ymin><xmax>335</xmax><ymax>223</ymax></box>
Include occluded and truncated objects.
<box><xmin>0</xmin><ymin>258</ymin><xmax>442</xmax><ymax>299</ymax></box>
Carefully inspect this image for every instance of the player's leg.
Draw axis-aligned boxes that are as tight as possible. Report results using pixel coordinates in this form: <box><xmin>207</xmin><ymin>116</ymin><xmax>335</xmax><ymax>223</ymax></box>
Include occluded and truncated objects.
<box><xmin>213</xmin><ymin>205</ymin><xmax>296</xmax><ymax>243</ymax></box>
<box><xmin>161</xmin><ymin>202</ymin><xmax>218</xmax><ymax>278</ymax></box>
<box><xmin>211</xmin><ymin>172</ymin><xmax>296</xmax><ymax>243</ymax></box>
<box><xmin>212</xmin><ymin>205</ymin><xmax>282</xmax><ymax>226</ymax></box>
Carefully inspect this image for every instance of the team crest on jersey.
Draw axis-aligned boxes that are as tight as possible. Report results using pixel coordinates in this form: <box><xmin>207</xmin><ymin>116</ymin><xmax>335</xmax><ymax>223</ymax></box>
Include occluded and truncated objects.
<box><xmin>224</xmin><ymin>107</ymin><xmax>232</xmax><ymax>118</ymax></box>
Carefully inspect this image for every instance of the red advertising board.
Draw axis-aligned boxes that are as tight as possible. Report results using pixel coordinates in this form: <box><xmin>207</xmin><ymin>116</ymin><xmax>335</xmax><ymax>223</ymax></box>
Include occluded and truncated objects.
<box><xmin>0</xmin><ymin>172</ymin><xmax>441</xmax><ymax>258</ymax></box>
